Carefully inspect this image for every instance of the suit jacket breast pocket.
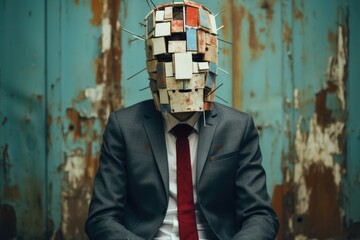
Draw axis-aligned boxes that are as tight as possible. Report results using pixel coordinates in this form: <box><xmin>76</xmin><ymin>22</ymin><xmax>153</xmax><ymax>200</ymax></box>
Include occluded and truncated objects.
<box><xmin>207</xmin><ymin>151</ymin><xmax>239</xmax><ymax>167</ymax></box>
<box><xmin>201</xmin><ymin>151</ymin><xmax>239</xmax><ymax>187</ymax></box>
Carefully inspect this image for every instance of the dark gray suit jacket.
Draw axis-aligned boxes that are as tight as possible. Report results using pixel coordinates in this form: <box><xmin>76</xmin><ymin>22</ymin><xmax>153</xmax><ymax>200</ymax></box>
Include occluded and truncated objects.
<box><xmin>85</xmin><ymin>100</ymin><xmax>279</xmax><ymax>239</ymax></box>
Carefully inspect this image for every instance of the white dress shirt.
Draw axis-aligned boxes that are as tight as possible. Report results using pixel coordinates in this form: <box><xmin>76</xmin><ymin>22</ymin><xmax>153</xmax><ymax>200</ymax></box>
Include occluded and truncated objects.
<box><xmin>154</xmin><ymin>113</ymin><xmax>216</xmax><ymax>240</ymax></box>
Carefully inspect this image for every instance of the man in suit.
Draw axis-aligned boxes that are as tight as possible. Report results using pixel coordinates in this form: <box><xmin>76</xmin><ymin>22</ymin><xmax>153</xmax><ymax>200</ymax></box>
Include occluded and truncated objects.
<box><xmin>85</xmin><ymin>1</ymin><xmax>279</xmax><ymax>239</ymax></box>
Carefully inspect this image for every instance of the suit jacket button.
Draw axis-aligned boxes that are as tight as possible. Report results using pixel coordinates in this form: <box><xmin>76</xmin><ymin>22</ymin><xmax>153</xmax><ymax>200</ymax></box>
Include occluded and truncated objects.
<box><xmin>162</xmin><ymin>207</ymin><xmax>167</xmax><ymax>215</ymax></box>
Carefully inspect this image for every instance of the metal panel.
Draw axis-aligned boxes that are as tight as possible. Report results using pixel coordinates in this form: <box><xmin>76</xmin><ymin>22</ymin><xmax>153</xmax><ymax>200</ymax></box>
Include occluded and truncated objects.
<box><xmin>46</xmin><ymin>1</ymin><xmax>122</xmax><ymax>238</ymax></box>
<box><xmin>46</xmin><ymin>0</ymin><xmax>62</xmax><ymax>237</ymax></box>
<box><xmin>345</xmin><ymin>0</ymin><xmax>360</xmax><ymax>236</ymax></box>
<box><xmin>0</xmin><ymin>0</ymin><xmax>47</xmax><ymax>238</ymax></box>
<box><xmin>289</xmin><ymin>1</ymin><xmax>349</xmax><ymax>238</ymax></box>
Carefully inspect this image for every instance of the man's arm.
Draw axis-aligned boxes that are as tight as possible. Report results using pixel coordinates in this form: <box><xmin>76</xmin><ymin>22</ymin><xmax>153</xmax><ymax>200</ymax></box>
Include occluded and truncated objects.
<box><xmin>85</xmin><ymin>112</ymin><xmax>144</xmax><ymax>240</ymax></box>
<box><xmin>232</xmin><ymin>115</ymin><xmax>279</xmax><ymax>240</ymax></box>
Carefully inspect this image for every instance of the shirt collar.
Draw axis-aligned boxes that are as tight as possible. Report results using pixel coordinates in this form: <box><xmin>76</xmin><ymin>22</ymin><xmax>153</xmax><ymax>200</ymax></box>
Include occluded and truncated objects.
<box><xmin>161</xmin><ymin>112</ymin><xmax>201</xmax><ymax>133</ymax></box>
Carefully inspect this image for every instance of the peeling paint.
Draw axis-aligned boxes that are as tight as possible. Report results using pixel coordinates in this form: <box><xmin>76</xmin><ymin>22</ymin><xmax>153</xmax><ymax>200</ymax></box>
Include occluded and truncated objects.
<box><xmin>294</xmin><ymin>88</ymin><xmax>299</xmax><ymax>109</ymax></box>
<box><xmin>93</xmin><ymin>0</ymin><xmax>123</xmax><ymax>127</ymax></box>
<box><xmin>85</xmin><ymin>83</ymin><xmax>106</xmax><ymax>104</ymax></box>
<box><xmin>326</xmin><ymin>26</ymin><xmax>347</xmax><ymax>110</ymax></box>
<box><xmin>294</xmin><ymin>115</ymin><xmax>344</xmax><ymax>214</ymax></box>
<box><xmin>64</xmin><ymin>149</ymin><xmax>86</xmax><ymax>187</ymax></box>
<box><xmin>58</xmin><ymin>0</ymin><xmax>123</xmax><ymax>238</ymax></box>
<box><xmin>292</xmin><ymin>24</ymin><xmax>348</xmax><ymax>238</ymax></box>
<box><xmin>260</xmin><ymin>0</ymin><xmax>275</xmax><ymax>21</ymax></box>
<box><xmin>102</xmin><ymin>18</ymin><xmax>112</xmax><ymax>53</ymax></box>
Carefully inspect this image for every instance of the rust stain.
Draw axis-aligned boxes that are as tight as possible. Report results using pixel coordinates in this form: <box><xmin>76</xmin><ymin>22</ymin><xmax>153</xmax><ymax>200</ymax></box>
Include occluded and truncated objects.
<box><xmin>60</xmin><ymin>149</ymin><xmax>91</xmax><ymax>239</ymax></box>
<box><xmin>272</xmin><ymin>185</ymin><xmax>284</xmax><ymax>240</ymax></box>
<box><xmin>2</xmin><ymin>185</ymin><xmax>19</xmax><ymax>200</ymax></box>
<box><xmin>74</xmin><ymin>0</ymin><xmax>79</xmax><ymax>6</ymax></box>
<box><xmin>272</xmin><ymin>167</ymin><xmax>295</xmax><ymax>240</ymax></box>
<box><xmin>315</xmin><ymin>84</ymin><xmax>335</xmax><ymax>129</ymax></box>
<box><xmin>293</xmin><ymin>0</ymin><xmax>304</xmax><ymax>20</ymax></box>
<box><xmin>300</xmin><ymin>163</ymin><xmax>343</xmax><ymax>238</ymax></box>
<box><xmin>47</xmin><ymin>114</ymin><xmax>53</xmax><ymax>127</ymax></box>
<box><xmin>85</xmin><ymin>142</ymin><xmax>99</xmax><ymax>182</ymax></box>
<box><xmin>260</xmin><ymin>0</ymin><xmax>275</xmax><ymax>21</ymax></box>
<box><xmin>61</xmin><ymin>179</ymin><xmax>92</xmax><ymax>239</ymax></box>
<box><xmin>90</xmin><ymin>0</ymin><xmax>103</xmax><ymax>26</ymax></box>
<box><xmin>66</xmin><ymin>108</ymin><xmax>82</xmax><ymax>140</ymax></box>
<box><xmin>94</xmin><ymin>0</ymin><xmax>123</xmax><ymax>128</ymax></box>
<box><xmin>220</xmin><ymin>3</ymin><xmax>230</xmax><ymax>58</ymax></box>
<box><xmin>247</xmin><ymin>12</ymin><xmax>265</xmax><ymax>60</ymax></box>
<box><xmin>76</xmin><ymin>90</ymin><xmax>86</xmax><ymax>101</ymax></box>
<box><xmin>0</xmin><ymin>204</ymin><xmax>17</xmax><ymax>240</ymax></box>
<box><xmin>35</xmin><ymin>94</ymin><xmax>43</xmax><ymax>102</ymax></box>
<box><xmin>229</xmin><ymin>0</ymin><xmax>245</xmax><ymax>110</ymax></box>
<box><xmin>292</xmin><ymin>24</ymin><xmax>349</xmax><ymax>239</ymax></box>
<box><xmin>60</xmin><ymin>1</ymin><xmax>123</xmax><ymax>238</ymax></box>
<box><xmin>328</xmin><ymin>30</ymin><xmax>336</xmax><ymax>44</ymax></box>
<box><xmin>271</xmin><ymin>43</ymin><xmax>276</xmax><ymax>53</ymax></box>
<box><xmin>283</xmin><ymin>22</ymin><xmax>292</xmax><ymax>46</ymax></box>
<box><xmin>328</xmin><ymin>29</ymin><xmax>337</xmax><ymax>54</ymax></box>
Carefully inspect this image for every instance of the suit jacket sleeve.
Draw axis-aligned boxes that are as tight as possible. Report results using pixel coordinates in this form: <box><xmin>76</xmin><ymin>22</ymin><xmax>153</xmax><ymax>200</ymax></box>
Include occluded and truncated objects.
<box><xmin>85</xmin><ymin>112</ymin><xmax>144</xmax><ymax>240</ymax></box>
<box><xmin>232</xmin><ymin>115</ymin><xmax>279</xmax><ymax>240</ymax></box>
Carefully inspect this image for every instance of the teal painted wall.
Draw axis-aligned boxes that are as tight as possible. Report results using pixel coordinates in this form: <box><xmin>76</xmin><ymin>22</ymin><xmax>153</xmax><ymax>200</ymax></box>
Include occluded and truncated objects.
<box><xmin>0</xmin><ymin>0</ymin><xmax>359</xmax><ymax>239</ymax></box>
<box><xmin>0</xmin><ymin>1</ymin><xmax>47</xmax><ymax>238</ymax></box>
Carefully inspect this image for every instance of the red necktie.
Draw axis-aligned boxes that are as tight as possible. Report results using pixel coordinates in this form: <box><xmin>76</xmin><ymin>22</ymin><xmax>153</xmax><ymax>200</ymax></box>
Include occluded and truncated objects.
<box><xmin>172</xmin><ymin>124</ymin><xmax>199</xmax><ymax>240</ymax></box>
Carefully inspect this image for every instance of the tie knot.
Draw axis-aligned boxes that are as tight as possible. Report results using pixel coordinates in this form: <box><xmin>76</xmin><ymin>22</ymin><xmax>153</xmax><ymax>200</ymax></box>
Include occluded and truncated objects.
<box><xmin>172</xmin><ymin>124</ymin><xmax>193</xmax><ymax>138</ymax></box>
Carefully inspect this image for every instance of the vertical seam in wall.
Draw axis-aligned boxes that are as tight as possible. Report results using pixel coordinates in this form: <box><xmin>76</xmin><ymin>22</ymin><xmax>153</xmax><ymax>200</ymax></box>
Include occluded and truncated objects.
<box><xmin>44</xmin><ymin>0</ymin><xmax>49</xmax><ymax>236</ymax></box>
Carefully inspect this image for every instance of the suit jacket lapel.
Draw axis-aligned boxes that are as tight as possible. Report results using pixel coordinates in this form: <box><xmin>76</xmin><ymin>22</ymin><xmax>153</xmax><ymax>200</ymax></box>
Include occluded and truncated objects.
<box><xmin>197</xmin><ymin>107</ymin><xmax>219</xmax><ymax>184</ymax></box>
<box><xmin>143</xmin><ymin>107</ymin><xmax>169</xmax><ymax>199</ymax></box>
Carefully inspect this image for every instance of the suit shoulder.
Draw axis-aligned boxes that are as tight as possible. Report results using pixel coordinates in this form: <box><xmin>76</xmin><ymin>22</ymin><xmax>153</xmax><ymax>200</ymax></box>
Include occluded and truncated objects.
<box><xmin>110</xmin><ymin>99</ymin><xmax>156</xmax><ymax>124</ymax></box>
<box><xmin>112</xmin><ymin>99</ymin><xmax>155</xmax><ymax>116</ymax></box>
<box><xmin>213</xmin><ymin>102</ymin><xmax>251</xmax><ymax>121</ymax></box>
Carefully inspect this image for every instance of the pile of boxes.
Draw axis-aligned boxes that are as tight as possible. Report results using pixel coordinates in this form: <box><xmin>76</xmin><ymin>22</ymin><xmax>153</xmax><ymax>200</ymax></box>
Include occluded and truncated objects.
<box><xmin>145</xmin><ymin>1</ymin><xmax>219</xmax><ymax>113</ymax></box>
